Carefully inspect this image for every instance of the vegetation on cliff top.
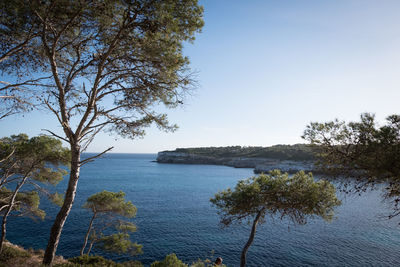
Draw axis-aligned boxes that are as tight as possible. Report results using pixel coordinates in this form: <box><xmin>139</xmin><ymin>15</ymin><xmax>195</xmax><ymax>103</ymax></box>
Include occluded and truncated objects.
<box><xmin>169</xmin><ymin>144</ymin><xmax>316</xmax><ymax>161</ymax></box>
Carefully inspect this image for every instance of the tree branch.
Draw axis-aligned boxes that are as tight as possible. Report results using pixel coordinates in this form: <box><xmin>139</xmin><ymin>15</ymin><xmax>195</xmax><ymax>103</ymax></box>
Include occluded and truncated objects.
<box><xmin>41</xmin><ymin>129</ymin><xmax>69</xmax><ymax>143</ymax></box>
<box><xmin>79</xmin><ymin>147</ymin><xmax>114</xmax><ymax>166</ymax></box>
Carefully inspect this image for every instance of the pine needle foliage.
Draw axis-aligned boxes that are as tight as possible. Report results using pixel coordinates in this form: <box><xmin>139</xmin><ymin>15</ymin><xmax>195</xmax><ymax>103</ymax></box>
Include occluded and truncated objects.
<box><xmin>303</xmin><ymin>113</ymin><xmax>400</xmax><ymax>218</ymax></box>
<box><xmin>211</xmin><ymin>170</ymin><xmax>341</xmax><ymax>267</ymax></box>
<box><xmin>81</xmin><ymin>191</ymin><xmax>141</xmax><ymax>257</ymax></box>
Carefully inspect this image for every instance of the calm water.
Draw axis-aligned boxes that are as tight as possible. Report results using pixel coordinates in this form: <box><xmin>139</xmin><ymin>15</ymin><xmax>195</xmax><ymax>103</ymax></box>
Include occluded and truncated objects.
<box><xmin>7</xmin><ymin>153</ymin><xmax>400</xmax><ymax>266</ymax></box>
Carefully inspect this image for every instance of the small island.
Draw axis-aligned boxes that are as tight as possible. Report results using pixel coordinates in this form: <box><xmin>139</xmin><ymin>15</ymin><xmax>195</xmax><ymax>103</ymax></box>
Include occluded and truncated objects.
<box><xmin>156</xmin><ymin>144</ymin><xmax>319</xmax><ymax>174</ymax></box>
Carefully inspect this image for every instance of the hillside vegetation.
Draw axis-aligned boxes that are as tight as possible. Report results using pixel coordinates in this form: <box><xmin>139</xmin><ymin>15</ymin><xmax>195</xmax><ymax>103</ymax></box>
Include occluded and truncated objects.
<box><xmin>0</xmin><ymin>242</ymin><xmax>224</xmax><ymax>267</ymax></box>
<box><xmin>172</xmin><ymin>144</ymin><xmax>316</xmax><ymax>161</ymax></box>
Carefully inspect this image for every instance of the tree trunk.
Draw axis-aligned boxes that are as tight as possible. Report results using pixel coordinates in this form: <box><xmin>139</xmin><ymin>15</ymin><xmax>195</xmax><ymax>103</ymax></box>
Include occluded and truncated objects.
<box><xmin>0</xmin><ymin>176</ymin><xmax>28</xmax><ymax>253</ymax></box>
<box><xmin>80</xmin><ymin>213</ymin><xmax>96</xmax><ymax>256</ymax></box>
<box><xmin>43</xmin><ymin>146</ymin><xmax>80</xmax><ymax>265</ymax></box>
<box><xmin>87</xmin><ymin>239</ymin><xmax>95</xmax><ymax>255</ymax></box>
<box><xmin>240</xmin><ymin>210</ymin><xmax>264</xmax><ymax>267</ymax></box>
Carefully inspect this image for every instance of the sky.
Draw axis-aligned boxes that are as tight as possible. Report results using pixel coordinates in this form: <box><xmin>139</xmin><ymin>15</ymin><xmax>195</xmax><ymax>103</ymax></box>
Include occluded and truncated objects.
<box><xmin>1</xmin><ymin>0</ymin><xmax>400</xmax><ymax>153</ymax></box>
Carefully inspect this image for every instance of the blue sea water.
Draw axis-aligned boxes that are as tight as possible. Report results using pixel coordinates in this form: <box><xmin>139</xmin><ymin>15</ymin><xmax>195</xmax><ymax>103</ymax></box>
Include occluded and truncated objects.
<box><xmin>6</xmin><ymin>153</ymin><xmax>400</xmax><ymax>266</ymax></box>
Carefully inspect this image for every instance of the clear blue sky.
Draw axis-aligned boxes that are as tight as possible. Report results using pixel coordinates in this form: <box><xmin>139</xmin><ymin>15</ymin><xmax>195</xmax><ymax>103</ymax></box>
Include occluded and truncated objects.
<box><xmin>1</xmin><ymin>0</ymin><xmax>400</xmax><ymax>153</ymax></box>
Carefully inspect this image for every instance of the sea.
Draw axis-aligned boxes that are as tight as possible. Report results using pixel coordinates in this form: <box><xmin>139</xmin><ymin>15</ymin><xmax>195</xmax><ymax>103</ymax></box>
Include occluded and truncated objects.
<box><xmin>6</xmin><ymin>153</ymin><xmax>400</xmax><ymax>266</ymax></box>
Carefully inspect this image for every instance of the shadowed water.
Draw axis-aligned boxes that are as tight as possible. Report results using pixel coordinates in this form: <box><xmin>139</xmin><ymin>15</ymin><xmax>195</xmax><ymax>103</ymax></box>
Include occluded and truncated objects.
<box><xmin>6</xmin><ymin>153</ymin><xmax>400</xmax><ymax>266</ymax></box>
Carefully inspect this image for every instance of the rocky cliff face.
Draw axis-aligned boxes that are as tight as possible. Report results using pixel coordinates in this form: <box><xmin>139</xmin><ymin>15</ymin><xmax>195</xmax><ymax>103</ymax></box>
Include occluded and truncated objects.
<box><xmin>156</xmin><ymin>151</ymin><xmax>317</xmax><ymax>174</ymax></box>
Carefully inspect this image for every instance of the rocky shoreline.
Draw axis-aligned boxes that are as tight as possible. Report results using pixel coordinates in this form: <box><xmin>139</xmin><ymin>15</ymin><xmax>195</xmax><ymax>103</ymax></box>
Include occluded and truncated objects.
<box><xmin>156</xmin><ymin>151</ymin><xmax>317</xmax><ymax>174</ymax></box>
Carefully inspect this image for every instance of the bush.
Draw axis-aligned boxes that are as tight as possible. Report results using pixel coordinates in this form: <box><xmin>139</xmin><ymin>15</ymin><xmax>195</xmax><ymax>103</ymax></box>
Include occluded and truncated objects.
<box><xmin>151</xmin><ymin>253</ymin><xmax>187</xmax><ymax>267</ymax></box>
<box><xmin>0</xmin><ymin>246</ymin><xmax>30</xmax><ymax>262</ymax></box>
<box><xmin>67</xmin><ymin>255</ymin><xmax>143</xmax><ymax>267</ymax></box>
<box><xmin>69</xmin><ymin>255</ymin><xmax>121</xmax><ymax>267</ymax></box>
<box><xmin>120</xmin><ymin>261</ymin><xmax>143</xmax><ymax>267</ymax></box>
<box><xmin>150</xmin><ymin>254</ymin><xmax>227</xmax><ymax>267</ymax></box>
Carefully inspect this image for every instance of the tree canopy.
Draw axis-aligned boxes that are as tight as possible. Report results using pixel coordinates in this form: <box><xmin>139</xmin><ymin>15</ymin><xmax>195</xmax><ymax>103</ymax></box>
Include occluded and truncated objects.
<box><xmin>0</xmin><ymin>187</ymin><xmax>44</xmax><ymax>220</ymax></box>
<box><xmin>0</xmin><ymin>1</ymin><xmax>203</xmax><ymax>264</ymax></box>
<box><xmin>151</xmin><ymin>253</ymin><xmax>187</xmax><ymax>267</ymax></box>
<box><xmin>211</xmin><ymin>170</ymin><xmax>341</xmax><ymax>267</ymax></box>
<box><xmin>0</xmin><ymin>134</ymin><xmax>70</xmax><ymax>252</ymax></box>
<box><xmin>80</xmin><ymin>190</ymin><xmax>141</xmax><ymax>257</ymax></box>
<box><xmin>0</xmin><ymin>0</ymin><xmax>204</xmax><ymax>142</ymax></box>
<box><xmin>0</xmin><ymin>134</ymin><xmax>70</xmax><ymax>185</ymax></box>
<box><xmin>0</xmin><ymin>1</ymin><xmax>39</xmax><ymax>119</ymax></box>
<box><xmin>303</xmin><ymin>112</ymin><xmax>400</xmax><ymax>217</ymax></box>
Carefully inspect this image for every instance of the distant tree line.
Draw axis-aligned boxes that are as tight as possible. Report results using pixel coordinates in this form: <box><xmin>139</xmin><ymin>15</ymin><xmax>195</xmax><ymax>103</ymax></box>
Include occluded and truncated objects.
<box><xmin>174</xmin><ymin>144</ymin><xmax>317</xmax><ymax>161</ymax></box>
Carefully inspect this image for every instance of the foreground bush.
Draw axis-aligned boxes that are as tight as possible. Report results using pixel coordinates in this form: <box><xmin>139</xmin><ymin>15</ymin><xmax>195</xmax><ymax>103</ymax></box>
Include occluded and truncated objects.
<box><xmin>0</xmin><ymin>245</ymin><xmax>29</xmax><ymax>262</ymax></box>
<box><xmin>65</xmin><ymin>255</ymin><xmax>143</xmax><ymax>267</ymax></box>
<box><xmin>0</xmin><ymin>243</ymin><xmax>222</xmax><ymax>267</ymax></box>
<box><xmin>151</xmin><ymin>254</ymin><xmax>227</xmax><ymax>267</ymax></box>
<box><xmin>151</xmin><ymin>254</ymin><xmax>187</xmax><ymax>267</ymax></box>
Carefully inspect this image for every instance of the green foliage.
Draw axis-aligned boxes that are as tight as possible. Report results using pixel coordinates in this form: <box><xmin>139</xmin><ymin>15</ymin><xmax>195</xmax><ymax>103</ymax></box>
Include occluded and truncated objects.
<box><xmin>211</xmin><ymin>171</ymin><xmax>340</xmax><ymax>266</ymax></box>
<box><xmin>211</xmin><ymin>170</ymin><xmax>341</xmax><ymax>226</ymax></box>
<box><xmin>0</xmin><ymin>1</ymin><xmax>38</xmax><ymax>119</ymax></box>
<box><xmin>84</xmin><ymin>191</ymin><xmax>137</xmax><ymax>217</ymax></box>
<box><xmin>49</xmin><ymin>192</ymin><xmax>65</xmax><ymax>207</ymax></box>
<box><xmin>151</xmin><ymin>253</ymin><xmax>187</xmax><ymax>267</ymax></box>
<box><xmin>303</xmin><ymin>113</ymin><xmax>400</xmax><ymax>178</ymax></box>
<box><xmin>0</xmin><ymin>134</ymin><xmax>70</xmax><ymax>218</ymax></box>
<box><xmin>68</xmin><ymin>255</ymin><xmax>119</xmax><ymax>266</ymax></box>
<box><xmin>0</xmin><ymin>1</ymin><xmax>40</xmax><ymax>65</ymax></box>
<box><xmin>0</xmin><ymin>245</ymin><xmax>29</xmax><ymax>262</ymax></box>
<box><xmin>2</xmin><ymin>1</ymin><xmax>203</xmax><ymax>264</ymax></box>
<box><xmin>81</xmin><ymin>191</ymin><xmax>141</xmax><ymax>256</ymax></box>
<box><xmin>173</xmin><ymin>144</ymin><xmax>316</xmax><ymax>161</ymax></box>
<box><xmin>0</xmin><ymin>134</ymin><xmax>70</xmax><ymax>185</ymax></box>
<box><xmin>97</xmin><ymin>233</ymin><xmax>142</xmax><ymax>256</ymax></box>
<box><xmin>120</xmin><ymin>260</ymin><xmax>144</xmax><ymax>267</ymax></box>
<box><xmin>0</xmin><ymin>0</ymin><xmax>204</xmax><ymax>140</ymax></box>
<box><xmin>0</xmin><ymin>134</ymin><xmax>69</xmax><ymax>252</ymax></box>
<box><xmin>303</xmin><ymin>113</ymin><xmax>400</xmax><ymax>216</ymax></box>
<box><xmin>150</xmin><ymin>254</ymin><xmax>225</xmax><ymax>267</ymax></box>
<box><xmin>68</xmin><ymin>255</ymin><xmax>143</xmax><ymax>267</ymax></box>
<box><xmin>0</xmin><ymin>188</ymin><xmax>45</xmax><ymax>220</ymax></box>
<box><xmin>116</xmin><ymin>221</ymin><xmax>137</xmax><ymax>233</ymax></box>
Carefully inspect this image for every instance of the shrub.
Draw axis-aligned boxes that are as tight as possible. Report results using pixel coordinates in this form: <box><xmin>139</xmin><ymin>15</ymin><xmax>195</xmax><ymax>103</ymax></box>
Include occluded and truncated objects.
<box><xmin>0</xmin><ymin>245</ymin><xmax>29</xmax><ymax>261</ymax></box>
<box><xmin>151</xmin><ymin>253</ymin><xmax>187</xmax><ymax>267</ymax></box>
<box><xmin>67</xmin><ymin>255</ymin><xmax>143</xmax><ymax>267</ymax></box>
